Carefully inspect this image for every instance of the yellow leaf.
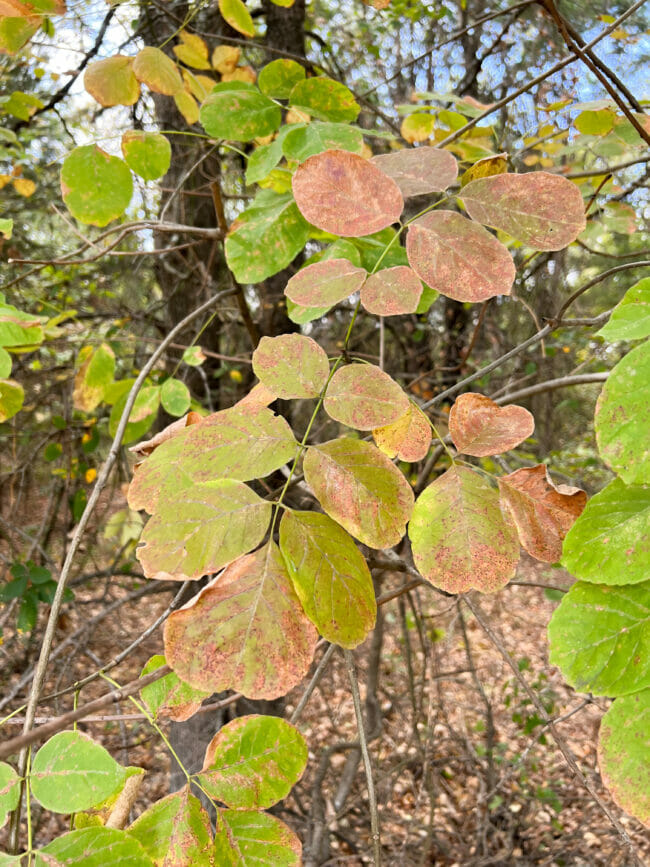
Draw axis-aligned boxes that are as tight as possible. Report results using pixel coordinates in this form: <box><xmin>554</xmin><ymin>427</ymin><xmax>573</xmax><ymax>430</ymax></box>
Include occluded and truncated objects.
<box><xmin>182</xmin><ymin>69</ymin><xmax>215</xmax><ymax>101</ymax></box>
<box><xmin>222</xmin><ymin>65</ymin><xmax>256</xmax><ymax>84</ymax></box>
<box><xmin>173</xmin><ymin>31</ymin><xmax>210</xmax><ymax>70</ymax></box>
<box><xmin>211</xmin><ymin>44</ymin><xmax>240</xmax><ymax>74</ymax></box>
<box><xmin>85</xmin><ymin>468</ymin><xmax>97</xmax><ymax>483</ymax></box>
<box><xmin>174</xmin><ymin>90</ymin><xmax>199</xmax><ymax>124</ymax></box>
<box><xmin>400</xmin><ymin>113</ymin><xmax>434</xmax><ymax>144</ymax></box>
<box><xmin>12</xmin><ymin>177</ymin><xmax>35</xmax><ymax>196</ymax></box>
<box><xmin>218</xmin><ymin>0</ymin><xmax>255</xmax><ymax>38</ymax></box>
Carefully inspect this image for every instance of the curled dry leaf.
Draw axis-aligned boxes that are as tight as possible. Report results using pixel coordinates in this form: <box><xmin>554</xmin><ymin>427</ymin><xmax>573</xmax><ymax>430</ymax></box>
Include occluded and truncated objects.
<box><xmin>284</xmin><ymin>258</ymin><xmax>367</xmax><ymax>308</ymax></box>
<box><xmin>406</xmin><ymin>210</ymin><xmax>515</xmax><ymax>302</ymax></box>
<box><xmin>324</xmin><ymin>363</ymin><xmax>409</xmax><ymax>430</ymax></box>
<box><xmin>292</xmin><ymin>149</ymin><xmax>404</xmax><ymax>237</ymax></box>
<box><xmin>360</xmin><ymin>266</ymin><xmax>423</xmax><ymax>316</ymax></box>
<box><xmin>252</xmin><ymin>333</ymin><xmax>329</xmax><ymax>399</ymax></box>
<box><xmin>461</xmin><ymin>171</ymin><xmax>586</xmax><ymax>251</ymax></box>
<box><xmin>163</xmin><ymin>543</ymin><xmax>318</xmax><ymax>699</ymax></box>
<box><xmin>449</xmin><ymin>392</ymin><xmax>534</xmax><ymax>456</ymax></box>
<box><xmin>373</xmin><ymin>402</ymin><xmax>432</xmax><ymax>462</ymax></box>
<box><xmin>498</xmin><ymin>464</ymin><xmax>587</xmax><ymax>563</ymax></box>
<box><xmin>130</xmin><ymin>411</ymin><xmax>202</xmax><ymax>458</ymax></box>
<box><xmin>370</xmin><ymin>146</ymin><xmax>458</xmax><ymax>197</ymax></box>
<box><xmin>234</xmin><ymin>381</ymin><xmax>277</xmax><ymax>411</ymax></box>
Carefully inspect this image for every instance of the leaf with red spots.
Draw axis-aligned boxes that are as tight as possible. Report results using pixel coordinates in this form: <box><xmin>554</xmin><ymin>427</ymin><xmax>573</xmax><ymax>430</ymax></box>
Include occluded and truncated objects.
<box><xmin>280</xmin><ymin>510</ymin><xmax>376</xmax><ymax>647</ymax></box>
<box><xmin>371</xmin><ymin>146</ymin><xmax>458</xmax><ymax>197</ymax></box>
<box><xmin>136</xmin><ymin>478</ymin><xmax>271</xmax><ymax>581</ymax></box>
<box><xmin>284</xmin><ymin>258</ymin><xmax>366</xmax><ymax>307</ymax></box>
<box><xmin>214</xmin><ymin>810</ymin><xmax>302</xmax><ymax>865</ymax></box>
<box><xmin>460</xmin><ymin>172</ymin><xmax>586</xmax><ymax>251</ymax></box>
<box><xmin>406</xmin><ymin>211</ymin><xmax>515</xmax><ymax>302</ymax></box>
<box><xmin>373</xmin><ymin>403</ymin><xmax>432</xmax><ymax>462</ymax></box>
<box><xmin>598</xmin><ymin>690</ymin><xmax>650</xmax><ymax>827</ymax></box>
<box><xmin>409</xmin><ymin>465</ymin><xmax>520</xmax><ymax>594</ymax></box>
<box><xmin>498</xmin><ymin>464</ymin><xmax>586</xmax><ymax>563</ymax></box>
<box><xmin>128</xmin><ymin>789</ymin><xmax>213</xmax><ymax>866</ymax></box>
<box><xmin>252</xmin><ymin>334</ymin><xmax>329</xmax><ymax>399</ymax></box>
<box><xmin>449</xmin><ymin>393</ymin><xmax>534</xmax><ymax>456</ymax></box>
<box><xmin>292</xmin><ymin>149</ymin><xmax>404</xmax><ymax>237</ymax></box>
<box><xmin>139</xmin><ymin>655</ymin><xmax>210</xmax><ymax>722</ymax></box>
<box><xmin>196</xmin><ymin>715</ymin><xmax>307</xmax><ymax>809</ymax></box>
<box><xmin>324</xmin><ymin>363</ymin><xmax>409</xmax><ymax>430</ymax></box>
<box><xmin>360</xmin><ymin>266</ymin><xmax>423</xmax><ymax>316</ymax></box>
<box><xmin>303</xmin><ymin>437</ymin><xmax>414</xmax><ymax>548</ymax></box>
<box><xmin>164</xmin><ymin>543</ymin><xmax>318</xmax><ymax>699</ymax></box>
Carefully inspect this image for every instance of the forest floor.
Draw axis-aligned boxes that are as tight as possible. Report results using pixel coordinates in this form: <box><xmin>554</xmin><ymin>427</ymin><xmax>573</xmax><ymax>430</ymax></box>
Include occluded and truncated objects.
<box><xmin>1</xmin><ymin>533</ymin><xmax>648</xmax><ymax>865</ymax></box>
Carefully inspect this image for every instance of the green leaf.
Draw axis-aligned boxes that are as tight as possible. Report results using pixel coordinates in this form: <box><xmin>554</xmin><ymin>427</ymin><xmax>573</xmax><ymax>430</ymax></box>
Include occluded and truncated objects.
<box><xmin>598</xmin><ymin>690</ymin><xmax>650</xmax><ymax>826</ymax></box>
<box><xmin>0</xmin><ymin>299</ymin><xmax>44</xmax><ymax>347</ymax></box>
<box><xmin>37</xmin><ymin>827</ymin><xmax>153</xmax><ymax>866</ymax></box>
<box><xmin>182</xmin><ymin>346</ymin><xmax>206</xmax><ymax>367</ymax></box>
<box><xmin>252</xmin><ymin>334</ymin><xmax>329</xmax><ymax>399</ymax></box>
<box><xmin>280</xmin><ymin>510</ymin><xmax>376</xmax><ymax>647</ymax></box>
<box><xmin>548</xmin><ymin>580</ymin><xmax>650</xmax><ymax>697</ymax></box>
<box><xmin>561</xmin><ymin>477</ymin><xmax>650</xmax><ymax>586</ymax></box>
<box><xmin>121</xmin><ymin>131</ymin><xmax>171</xmax><ymax>181</ymax></box>
<box><xmin>303</xmin><ymin>437</ymin><xmax>414</xmax><ymax>548</ymax></box>
<box><xmin>259</xmin><ymin>59</ymin><xmax>305</xmax><ymax>98</ymax></box>
<box><xmin>460</xmin><ymin>172</ymin><xmax>586</xmax><ymax>251</ymax></box>
<box><xmin>127</xmin><ymin>406</ymin><xmax>296</xmax><ymax>513</ymax></box>
<box><xmin>284</xmin><ymin>258</ymin><xmax>367</xmax><ymax>308</ymax></box>
<box><xmin>73</xmin><ymin>343</ymin><xmax>116</xmax><ymax>412</ymax></box>
<box><xmin>17</xmin><ymin>593</ymin><xmax>37</xmax><ymax>632</ymax></box>
<box><xmin>108</xmin><ymin>385</ymin><xmax>160</xmax><ymax>445</ymax></box>
<box><xmin>31</xmin><ymin>731</ymin><xmax>128</xmax><ymax>813</ymax></box>
<box><xmin>288</xmin><ymin>77</ymin><xmax>359</xmax><ymax>123</ymax></box>
<box><xmin>200</xmin><ymin>82</ymin><xmax>281</xmax><ymax>142</ymax></box>
<box><xmin>218</xmin><ymin>0</ymin><xmax>255</xmax><ymax>38</ymax></box>
<box><xmin>164</xmin><ymin>543</ymin><xmax>318</xmax><ymax>698</ymax></box>
<box><xmin>0</xmin><ymin>219</ymin><xmax>13</xmax><ymax>240</ymax></box>
<box><xmin>574</xmin><ymin>108</ymin><xmax>615</xmax><ymax>136</ymax></box>
<box><xmin>281</xmin><ymin>122</ymin><xmax>364</xmax><ymax>162</ymax></box>
<box><xmin>324</xmin><ymin>363</ymin><xmax>409</xmax><ymax>430</ymax></box>
<box><xmin>598</xmin><ymin>278</ymin><xmax>650</xmax><ymax>341</ymax></box>
<box><xmin>245</xmin><ymin>124</ymin><xmax>296</xmax><ymax>185</ymax></box>
<box><xmin>133</xmin><ymin>46</ymin><xmax>183</xmax><ymax>95</ymax></box>
<box><xmin>225</xmin><ymin>189</ymin><xmax>309</xmax><ymax>283</ymax></box>
<box><xmin>595</xmin><ymin>341</ymin><xmax>650</xmax><ymax>485</ymax></box>
<box><xmin>140</xmin><ymin>655</ymin><xmax>210</xmax><ymax>722</ymax></box>
<box><xmin>409</xmin><ymin>465</ymin><xmax>520</xmax><ymax>594</ymax></box>
<box><xmin>61</xmin><ymin>145</ymin><xmax>133</xmax><ymax>227</ymax></box>
<box><xmin>137</xmin><ymin>478</ymin><xmax>272</xmax><ymax>581</ymax></box>
<box><xmin>196</xmin><ymin>714</ymin><xmax>308</xmax><ymax>809</ymax></box>
<box><xmin>160</xmin><ymin>377</ymin><xmax>191</xmax><ymax>416</ymax></box>
<box><xmin>0</xmin><ymin>17</ymin><xmax>40</xmax><ymax>55</ymax></box>
<box><xmin>128</xmin><ymin>789</ymin><xmax>212</xmax><ymax>866</ymax></box>
<box><xmin>0</xmin><ymin>763</ymin><xmax>20</xmax><ymax>829</ymax></box>
<box><xmin>0</xmin><ymin>380</ymin><xmax>24</xmax><ymax>423</ymax></box>
<box><xmin>84</xmin><ymin>56</ymin><xmax>140</xmax><ymax>107</ymax></box>
<box><xmin>214</xmin><ymin>810</ymin><xmax>301</xmax><ymax>866</ymax></box>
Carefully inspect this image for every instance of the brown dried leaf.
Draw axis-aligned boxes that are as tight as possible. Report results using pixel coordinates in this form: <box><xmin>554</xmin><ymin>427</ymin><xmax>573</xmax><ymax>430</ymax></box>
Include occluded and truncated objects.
<box><xmin>234</xmin><ymin>381</ymin><xmax>277</xmax><ymax>411</ymax></box>
<box><xmin>360</xmin><ymin>265</ymin><xmax>423</xmax><ymax>316</ymax></box>
<box><xmin>324</xmin><ymin>363</ymin><xmax>409</xmax><ymax>430</ymax></box>
<box><xmin>449</xmin><ymin>393</ymin><xmax>534</xmax><ymax>456</ymax></box>
<box><xmin>371</xmin><ymin>146</ymin><xmax>458</xmax><ymax>197</ymax></box>
<box><xmin>373</xmin><ymin>403</ymin><xmax>431</xmax><ymax>462</ymax></box>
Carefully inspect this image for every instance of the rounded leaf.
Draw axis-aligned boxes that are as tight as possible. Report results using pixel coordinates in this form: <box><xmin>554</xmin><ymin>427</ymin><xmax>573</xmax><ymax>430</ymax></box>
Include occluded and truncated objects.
<box><xmin>61</xmin><ymin>145</ymin><xmax>133</xmax><ymax>227</ymax></box>
<box><xmin>325</xmin><ymin>363</ymin><xmax>409</xmax><ymax>430</ymax></box>
<box><xmin>282</xmin><ymin>122</ymin><xmax>364</xmax><ymax>162</ymax></box>
<box><xmin>595</xmin><ymin>341</ymin><xmax>650</xmax><ymax>485</ymax></box>
<box><xmin>284</xmin><ymin>258</ymin><xmax>366</xmax><ymax>308</ymax></box>
<box><xmin>83</xmin><ymin>55</ymin><xmax>139</xmax><ymax>107</ymax></box>
<box><xmin>548</xmin><ymin>580</ymin><xmax>650</xmax><ymax>697</ymax></box>
<box><xmin>37</xmin><ymin>827</ymin><xmax>153</xmax><ymax>866</ymax></box>
<box><xmin>252</xmin><ymin>334</ymin><xmax>328</xmax><ymax>399</ymax></box>
<box><xmin>197</xmin><ymin>715</ymin><xmax>307</xmax><ymax>809</ymax></box>
<box><xmin>200</xmin><ymin>82</ymin><xmax>281</xmax><ymax>142</ymax></box>
<box><xmin>409</xmin><ymin>465</ymin><xmax>520</xmax><ymax>594</ymax></box>
<box><xmin>288</xmin><ymin>77</ymin><xmax>359</xmax><ymax>123</ymax></box>
<box><xmin>164</xmin><ymin>543</ymin><xmax>318</xmax><ymax>699</ymax></box>
<box><xmin>31</xmin><ymin>731</ymin><xmax>127</xmax><ymax>813</ymax></box>
<box><xmin>128</xmin><ymin>789</ymin><xmax>212</xmax><ymax>866</ymax></box>
<box><xmin>561</xmin><ymin>477</ymin><xmax>650</xmax><ymax>586</ymax></box>
<box><xmin>598</xmin><ymin>690</ymin><xmax>650</xmax><ymax>827</ymax></box>
<box><xmin>280</xmin><ymin>510</ymin><xmax>376</xmax><ymax>647</ymax></box>
<box><xmin>259</xmin><ymin>58</ymin><xmax>305</xmax><ymax>98</ymax></box>
<box><xmin>292</xmin><ymin>149</ymin><xmax>404</xmax><ymax>237</ymax></box>
<box><xmin>160</xmin><ymin>377</ymin><xmax>191</xmax><ymax>416</ymax></box>
<box><xmin>371</xmin><ymin>147</ymin><xmax>458</xmax><ymax>197</ymax></box>
<box><xmin>303</xmin><ymin>437</ymin><xmax>414</xmax><ymax>548</ymax></box>
<box><xmin>461</xmin><ymin>172</ymin><xmax>586</xmax><ymax>251</ymax></box>
<box><xmin>406</xmin><ymin>210</ymin><xmax>515</xmax><ymax>302</ymax></box>
<box><xmin>360</xmin><ymin>265</ymin><xmax>423</xmax><ymax>316</ymax></box>
<box><xmin>373</xmin><ymin>403</ymin><xmax>432</xmax><ymax>462</ymax></box>
<box><xmin>449</xmin><ymin>392</ymin><xmax>534</xmax><ymax>456</ymax></box>
<box><xmin>133</xmin><ymin>46</ymin><xmax>183</xmax><ymax>95</ymax></box>
<box><xmin>121</xmin><ymin>131</ymin><xmax>171</xmax><ymax>181</ymax></box>
<box><xmin>214</xmin><ymin>810</ymin><xmax>301</xmax><ymax>866</ymax></box>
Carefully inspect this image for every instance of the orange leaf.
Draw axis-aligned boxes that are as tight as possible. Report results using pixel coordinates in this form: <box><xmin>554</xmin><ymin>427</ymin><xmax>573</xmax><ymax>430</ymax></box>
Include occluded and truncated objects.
<box><xmin>449</xmin><ymin>393</ymin><xmax>534</xmax><ymax>457</ymax></box>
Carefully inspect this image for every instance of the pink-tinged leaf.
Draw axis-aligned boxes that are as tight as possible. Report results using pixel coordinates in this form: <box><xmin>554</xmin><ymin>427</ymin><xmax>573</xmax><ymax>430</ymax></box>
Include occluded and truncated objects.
<box><xmin>360</xmin><ymin>265</ymin><xmax>423</xmax><ymax>316</ymax></box>
<box><xmin>373</xmin><ymin>403</ymin><xmax>432</xmax><ymax>462</ymax></box>
<box><xmin>164</xmin><ymin>543</ymin><xmax>318</xmax><ymax>698</ymax></box>
<box><xmin>214</xmin><ymin>810</ymin><xmax>302</xmax><ymax>866</ymax></box>
<box><xmin>324</xmin><ymin>363</ymin><xmax>409</xmax><ymax>430</ymax></box>
<box><xmin>139</xmin><ymin>655</ymin><xmax>210</xmax><ymax>723</ymax></box>
<box><xmin>129</xmin><ymin>411</ymin><xmax>202</xmax><ymax>458</ymax></box>
<box><xmin>498</xmin><ymin>465</ymin><xmax>586</xmax><ymax>563</ymax></box>
<box><xmin>252</xmin><ymin>334</ymin><xmax>329</xmax><ymax>399</ymax></box>
<box><xmin>461</xmin><ymin>172</ymin><xmax>586</xmax><ymax>251</ymax></box>
<box><xmin>136</xmin><ymin>478</ymin><xmax>271</xmax><ymax>581</ymax></box>
<box><xmin>406</xmin><ymin>210</ymin><xmax>515</xmax><ymax>302</ymax></box>
<box><xmin>303</xmin><ymin>437</ymin><xmax>414</xmax><ymax>548</ymax></box>
<box><xmin>234</xmin><ymin>381</ymin><xmax>277</xmax><ymax>411</ymax></box>
<box><xmin>449</xmin><ymin>392</ymin><xmax>534</xmax><ymax>456</ymax></box>
<box><xmin>128</xmin><ymin>789</ymin><xmax>213</xmax><ymax>866</ymax></box>
<box><xmin>127</xmin><ymin>406</ymin><xmax>295</xmax><ymax>513</ymax></box>
<box><xmin>197</xmin><ymin>715</ymin><xmax>307</xmax><ymax>810</ymax></box>
<box><xmin>292</xmin><ymin>149</ymin><xmax>404</xmax><ymax>237</ymax></box>
<box><xmin>371</xmin><ymin>146</ymin><xmax>458</xmax><ymax>198</ymax></box>
<box><xmin>284</xmin><ymin>258</ymin><xmax>367</xmax><ymax>307</ymax></box>
<box><xmin>280</xmin><ymin>510</ymin><xmax>376</xmax><ymax>647</ymax></box>
<box><xmin>409</xmin><ymin>465</ymin><xmax>520</xmax><ymax>594</ymax></box>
